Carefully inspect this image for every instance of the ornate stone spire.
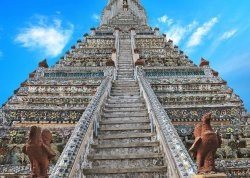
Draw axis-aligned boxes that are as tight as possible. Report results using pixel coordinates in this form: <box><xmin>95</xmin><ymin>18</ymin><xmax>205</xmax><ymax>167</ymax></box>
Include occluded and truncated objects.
<box><xmin>100</xmin><ymin>0</ymin><xmax>149</xmax><ymax>30</ymax></box>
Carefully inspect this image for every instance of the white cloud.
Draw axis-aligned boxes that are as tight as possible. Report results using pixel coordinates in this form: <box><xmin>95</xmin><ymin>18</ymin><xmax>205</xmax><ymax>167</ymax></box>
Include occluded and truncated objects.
<box><xmin>166</xmin><ymin>21</ymin><xmax>198</xmax><ymax>44</ymax></box>
<box><xmin>220</xmin><ymin>29</ymin><xmax>237</xmax><ymax>40</ymax></box>
<box><xmin>217</xmin><ymin>52</ymin><xmax>250</xmax><ymax>75</ymax></box>
<box><xmin>187</xmin><ymin>17</ymin><xmax>218</xmax><ymax>48</ymax></box>
<box><xmin>15</xmin><ymin>16</ymin><xmax>74</xmax><ymax>57</ymax></box>
<box><xmin>92</xmin><ymin>14</ymin><xmax>100</xmax><ymax>21</ymax></box>
<box><xmin>158</xmin><ymin>15</ymin><xmax>173</xmax><ymax>26</ymax></box>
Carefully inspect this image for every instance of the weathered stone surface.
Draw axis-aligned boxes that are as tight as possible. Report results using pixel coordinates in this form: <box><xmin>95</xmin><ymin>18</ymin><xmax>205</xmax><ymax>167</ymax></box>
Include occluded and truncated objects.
<box><xmin>84</xmin><ymin>37</ymin><xmax>167</xmax><ymax>176</ymax></box>
<box><xmin>191</xmin><ymin>173</ymin><xmax>227</xmax><ymax>178</ymax></box>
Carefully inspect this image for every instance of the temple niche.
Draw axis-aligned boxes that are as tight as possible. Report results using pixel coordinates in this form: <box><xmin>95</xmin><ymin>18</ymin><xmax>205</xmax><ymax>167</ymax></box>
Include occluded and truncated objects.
<box><xmin>0</xmin><ymin>0</ymin><xmax>249</xmax><ymax>177</ymax></box>
<box><xmin>123</xmin><ymin>0</ymin><xmax>128</xmax><ymax>11</ymax></box>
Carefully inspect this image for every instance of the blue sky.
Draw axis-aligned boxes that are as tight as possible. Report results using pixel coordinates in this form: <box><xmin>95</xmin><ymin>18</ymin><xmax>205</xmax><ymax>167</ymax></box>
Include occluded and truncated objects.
<box><xmin>0</xmin><ymin>0</ymin><xmax>250</xmax><ymax>112</ymax></box>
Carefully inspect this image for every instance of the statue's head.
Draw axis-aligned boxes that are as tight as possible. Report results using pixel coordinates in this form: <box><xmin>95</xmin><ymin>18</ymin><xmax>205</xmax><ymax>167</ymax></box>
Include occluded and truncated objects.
<box><xmin>202</xmin><ymin>112</ymin><xmax>212</xmax><ymax>124</ymax></box>
<box><xmin>28</xmin><ymin>126</ymin><xmax>42</xmax><ymax>145</ymax></box>
<box><xmin>41</xmin><ymin>128</ymin><xmax>53</xmax><ymax>145</ymax></box>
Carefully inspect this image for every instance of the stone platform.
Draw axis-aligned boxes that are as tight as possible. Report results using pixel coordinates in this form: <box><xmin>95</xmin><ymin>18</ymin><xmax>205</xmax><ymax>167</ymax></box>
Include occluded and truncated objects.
<box><xmin>192</xmin><ymin>173</ymin><xmax>227</xmax><ymax>178</ymax></box>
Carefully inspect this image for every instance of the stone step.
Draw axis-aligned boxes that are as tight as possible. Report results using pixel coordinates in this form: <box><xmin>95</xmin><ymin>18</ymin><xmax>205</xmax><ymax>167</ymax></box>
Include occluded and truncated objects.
<box><xmin>118</xmin><ymin>63</ymin><xmax>133</xmax><ymax>65</ymax></box>
<box><xmin>118</xmin><ymin>60</ymin><xmax>132</xmax><ymax>63</ymax></box>
<box><xmin>100</xmin><ymin>117</ymin><xmax>149</xmax><ymax>124</ymax></box>
<box><xmin>101</xmin><ymin>117</ymin><xmax>149</xmax><ymax>124</ymax></box>
<box><xmin>119</xmin><ymin>59</ymin><xmax>132</xmax><ymax>61</ymax></box>
<box><xmin>105</xmin><ymin>102</ymin><xmax>144</xmax><ymax>108</ymax></box>
<box><xmin>119</xmin><ymin>61</ymin><xmax>132</xmax><ymax>64</ymax></box>
<box><xmin>90</xmin><ymin>145</ymin><xmax>159</xmax><ymax>156</ymax></box>
<box><xmin>88</xmin><ymin>153</ymin><xmax>163</xmax><ymax>160</ymax></box>
<box><xmin>103</xmin><ymin>112</ymin><xmax>148</xmax><ymax>118</ymax></box>
<box><xmin>84</xmin><ymin>166</ymin><xmax>167</xmax><ymax>175</ymax></box>
<box><xmin>119</xmin><ymin>54</ymin><xmax>131</xmax><ymax>56</ymax></box>
<box><xmin>117</xmin><ymin>76</ymin><xmax>134</xmax><ymax>79</ymax></box>
<box><xmin>117</xmin><ymin>75</ymin><xmax>134</xmax><ymax>78</ymax></box>
<box><xmin>120</xmin><ymin>51</ymin><xmax>131</xmax><ymax>54</ymax></box>
<box><xmin>113</xmin><ymin>81</ymin><xmax>137</xmax><ymax>84</ymax></box>
<box><xmin>117</xmin><ymin>69</ymin><xmax>134</xmax><ymax>72</ymax></box>
<box><xmin>103</xmin><ymin>107</ymin><xmax>146</xmax><ymax>113</ymax></box>
<box><xmin>111</xmin><ymin>86</ymin><xmax>139</xmax><ymax>90</ymax></box>
<box><xmin>111</xmin><ymin>92</ymin><xmax>139</xmax><ymax>96</ymax></box>
<box><xmin>117</xmin><ymin>69</ymin><xmax>133</xmax><ymax>71</ymax></box>
<box><xmin>118</xmin><ymin>57</ymin><xmax>132</xmax><ymax>59</ymax></box>
<box><xmin>99</xmin><ymin>137</ymin><xmax>154</xmax><ymax>146</ymax></box>
<box><xmin>119</xmin><ymin>56</ymin><xmax>132</xmax><ymax>58</ymax></box>
<box><xmin>107</xmin><ymin>98</ymin><xmax>144</xmax><ymax>103</ymax></box>
<box><xmin>108</xmin><ymin>95</ymin><xmax>141</xmax><ymax>99</ymax></box>
<box><xmin>103</xmin><ymin>109</ymin><xmax>147</xmax><ymax>114</ymax></box>
<box><xmin>105</xmin><ymin>100</ymin><xmax>144</xmax><ymax>105</ymax></box>
<box><xmin>110</xmin><ymin>92</ymin><xmax>140</xmax><ymax>97</ymax></box>
<box><xmin>117</xmin><ymin>78</ymin><xmax>135</xmax><ymax>80</ymax></box>
<box><xmin>118</xmin><ymin>61</ymin><xmax>132</xmax><ymax>63</ymax></box>
<box><xmin>115</xmin><ymin>80</ymin><xmax>136</xmax><ymax>83</ymax></box>
<box><xmin>98</xmin><ymin>133</ymin><xmax>155</xmax><ymax>140</ymax></box>
<box><xmin>119</xmin><ymin>53</ymin><xmax>131</xmax><ymax>55</ymax></box>
<box><xmin>86</xmin><ymin>157</ymin><xmax>165</xmax><ymax>170</ymax></box>
<box><xmin>107</xmin><ymin>101</ymin><xmax>143</xmax><ymax>105</ymax></box>
<box><xmin>111</xmin><ymin>90</ymin><xmax>140</xmax><ymax>93</ymax></box>
<box><xmin>118</xmin><ymin>65</ymin><xmax>132</xmax><ymax>67</ymax></box>
<box><xmin>112</xmin><ymin>84</ymin><xmax>137</xmax><ymax>87</ymax></box>
<box><xmin>106</xmin><ymin>95</ymin><xmax>142</xmax><ymax>100</ymax></box>
<box><xmin>101</xmin><ymin>130</ymin><xmax>150</xmax><ymax>136</ymax></box>
<box><xmin>113</xmin><ymin>82</ymin><xmax>137</xmax><ymax>85</ymax></box>
<box><xmin>100</xmin><ymin>122</ymin><xmax>150</xmax><ymax>128</ymax></box>
<box><xmin>117</xmin><ymin>73</ymin><xmax>134</xmax><ymax>76</ymax></box>
<box><xmin>111</xmin><ymin>86</ymin><xmax>140</xmax><ymax>91</ymax></box>
<box><xmin>107</xmin><ymin>98</ymin><xmax>143</xmax><ymax>103</ymax></box>
<box><xmin>99</xmin><ymin>125</ymin><xmax>150</xmax><ymax>131</ymax></box>
<box><xmin>117</xmin><ymin>78</ymin><xmax>135</xmax><ymax>81</ymax></box>
<box><xmin>104</xmin><ymin>105</ymin><xmax>145</xmax><ymax>111</ymax></box>
<box><xmin>111</xmin><ymin>89</ymin><xmax>139</xmax><ymax>92</ymax></box>
<box><xmin>117</xmin><ymin>71</ymin><xmax>133</xmax><ymax>73</ymax></box>
<box><xmin>91</xmin><ymin>142</ymin><xmax>159</xmax><ymax>149</ymax></box>
<box><xmin>117</xmin><ymin>73</ymin><xmax>133</xmax><ymax>75</ymax></box>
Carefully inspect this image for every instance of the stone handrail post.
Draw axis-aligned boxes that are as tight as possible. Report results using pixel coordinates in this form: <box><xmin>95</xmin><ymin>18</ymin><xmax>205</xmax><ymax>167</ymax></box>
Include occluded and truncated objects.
<box><xmin>130</xmin><ymin>29</ymin><xmax>139</xmax><ymax>66</ymax></box>
<box><xmin>114</xmin><ymin>29</ymin><xmax>120</xmax><ymax>80</ymax></box>
<box><xmin>136</xmin><ymin>66</ymin><xmax>197</xmax><ymax>178</ymax></box>
<box><xmin>50</xmin><ymin>75</ymin><xmax>113</xmax><ymax>178</ymax></box>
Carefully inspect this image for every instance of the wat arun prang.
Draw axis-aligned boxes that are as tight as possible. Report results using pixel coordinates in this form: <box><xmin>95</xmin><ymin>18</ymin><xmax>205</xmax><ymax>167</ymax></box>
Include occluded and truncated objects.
<box><xmin>0</xmin><ymin>0</ymin><xmax>249</xmax><ymax>177</ymax></box>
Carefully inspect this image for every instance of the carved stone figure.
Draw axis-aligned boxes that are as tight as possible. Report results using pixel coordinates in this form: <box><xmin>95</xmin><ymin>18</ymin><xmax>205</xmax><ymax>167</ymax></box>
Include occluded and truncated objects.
<box><xmin>22</xmin><ymin>126</ymin><xmax>56</xmax><ymax>178</ymax></box>
<box><xmin>189</xmin><ymin>112</ymin><xmax>222</xmax><ymax>173</ymax></box>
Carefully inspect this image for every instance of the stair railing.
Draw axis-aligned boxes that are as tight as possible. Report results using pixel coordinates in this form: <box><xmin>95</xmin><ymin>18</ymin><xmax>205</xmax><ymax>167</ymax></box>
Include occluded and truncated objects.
<box><xmin>114</xmin><ymin>28</ymin><xmax>120</xmax><ymax>80</ymax></box>
<box><xmin>50</xmin><ymin>75</ymin><xmax>113</xmax><ymax>178</ymax></box>
<box><xmin>136</xmin><ymin>66</ymin><xmax>197</xmax><ymax>178</ymax></box>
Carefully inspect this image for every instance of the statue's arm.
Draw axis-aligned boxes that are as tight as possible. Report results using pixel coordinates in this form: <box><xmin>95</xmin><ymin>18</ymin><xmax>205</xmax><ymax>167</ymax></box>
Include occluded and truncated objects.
<box><xmin>189</xmin><ymin>136</ymin><xmax>202</xmax><ymax>153</ymax></box>
<box><xmin>42</xmin><ymin>144</ymin><xmax>56</xmax><ymax>159</ymax></box>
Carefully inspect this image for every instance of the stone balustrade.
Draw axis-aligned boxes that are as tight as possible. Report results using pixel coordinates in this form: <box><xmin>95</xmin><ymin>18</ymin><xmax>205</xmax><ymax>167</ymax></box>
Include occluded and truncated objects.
<box><xmin>50</xmin><ymin>75</ymin><xmax>113</xmax><ymax>177</ymax></box>
<box><xmin>136</xmin><ymin>66</ymin><xmax>197</xmax><ymax>177</ymax></box>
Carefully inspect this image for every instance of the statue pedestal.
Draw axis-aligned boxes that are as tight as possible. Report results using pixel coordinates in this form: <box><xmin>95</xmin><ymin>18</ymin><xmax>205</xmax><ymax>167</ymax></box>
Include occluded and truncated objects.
<box><xmin>192</xmin><ymin>173</ymin><xmax>227</xmax><ymax>178</ymax></box>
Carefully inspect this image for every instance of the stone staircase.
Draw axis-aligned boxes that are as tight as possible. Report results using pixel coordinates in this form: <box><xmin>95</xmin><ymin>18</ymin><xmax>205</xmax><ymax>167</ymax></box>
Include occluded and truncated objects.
<box><xmin>109</xmin><ymin>10</ymin><xmax>139</xmax><ymax>26</ymax></box>
<box><xmin>83</xmin><ymin>38</ymin><xmax>167</xmax><ymax>177</ymax></box>
<box><xmin>117</xmin><ymin>38</ymin><xmax>134</xmax><ymax>80</ymax></box>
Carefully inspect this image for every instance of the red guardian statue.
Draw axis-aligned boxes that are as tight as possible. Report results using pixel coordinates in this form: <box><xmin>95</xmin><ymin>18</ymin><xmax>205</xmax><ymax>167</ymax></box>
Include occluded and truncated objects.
<box><xmin>22</xmin><ymin>126</ymin><xmax>56</xmax><ymax>178</ymax></box>
<box><xmin>189</xmin><ymin>112</ymin><xmax>222</xmax><ymax>173</ymax></box>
